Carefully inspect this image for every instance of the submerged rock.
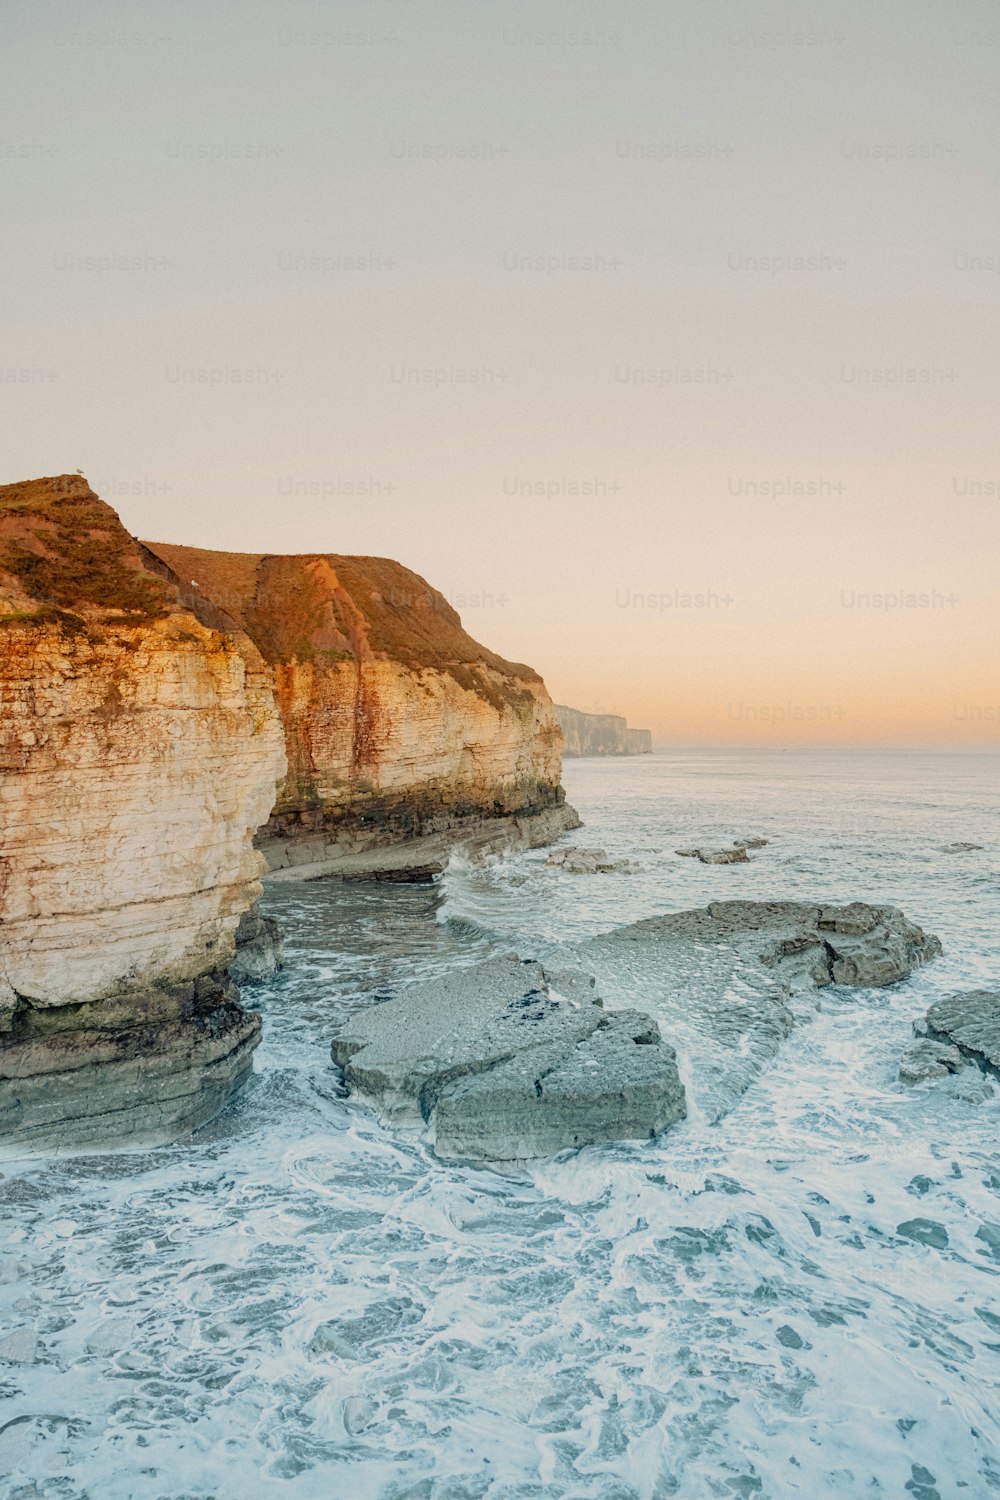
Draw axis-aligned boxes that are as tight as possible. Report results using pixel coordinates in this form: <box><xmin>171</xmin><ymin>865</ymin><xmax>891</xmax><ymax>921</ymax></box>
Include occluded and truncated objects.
<box><xmin>675</xmin><ymin>846</ymin><xmax>750</xmax><ymax>864</ymax></box>
<box><xmin>899</xmin><ymin>1037</ymin><xmax>964</xmax><ymax>1084</ymax></box>
<box><xmin>938</xmin><ymin>842</ymin><xmax>983</xmax><ymax>853</ymax></box>
<box><xmin>229</xmin><ymin>902</ymin><xmax>284</xmax><ymax>985</ymax></box>
<box><xmin>546</xmin><ymin>846</ymin><xmax>634</xmax><ymax>874</ymax></box>
<box><xmin>330</xmin><ymin>955</ymin><xmax>686</xmax><ymax>1163</ymax></box>
<box><xmin>920</xmin><ymin>990</ymin><xmax>1000</xmax><ymax>1077</ymax></box>
<box><xmin>897</xmin><ymin>1218</ymin><xmax>949</xmax><ymax>1250</ymax></box>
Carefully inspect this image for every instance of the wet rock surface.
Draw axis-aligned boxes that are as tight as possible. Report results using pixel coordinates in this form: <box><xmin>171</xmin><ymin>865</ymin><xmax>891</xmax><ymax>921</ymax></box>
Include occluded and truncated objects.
<box><xmin>264</xmin><ymin>801</ymin><xmax>581</xmax><ymax>884</ymax></box>
<box><xmin>229</xmin><ymin>902</ymin><xmax>284</xmax><ymax>984</ymax></box>
<box><xmin>898</xmin><ymin>1037</ymin><xmax>964</xmax><ymax>1084</ymax></box>
<box><xmin>0</xmin><ymin>978</ymin><xmax>260</xmax><ymax>1155</ymax></box>
<box><xmin>559</xmin><ymin>899</ymin><xmax>942</xmax><ymax>1121</ymax></box>
<box><xmin>920</xmin><ymin>990</ymin><xmax>1000</xmax><ymax>1077</ymax></box>
<box><xmin>675</xmin><ymin>845</ymin><xmax>751</xmax><ymax>864</ymax></box>
<box><xmin>546</xmin><ymin>846</ymin><xmax>635</xmax><ymax>874</ymax></box>
<box><xmin>331</xmin><ymin>955</ymin><xmax>686</xmax><ymax>1163</ymax></box>
<box><xmin>333</xmin><ymin>900</ymin><xmax>940</xmax><ymax>1154</ymax></box>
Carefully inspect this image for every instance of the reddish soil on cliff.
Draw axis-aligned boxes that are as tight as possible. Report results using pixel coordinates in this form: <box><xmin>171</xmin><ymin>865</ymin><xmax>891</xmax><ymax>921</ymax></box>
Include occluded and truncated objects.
<box><xmin>143</xmin><ymin>541</ymin><xmax>540</xmax><ymax>685</ymax></box>
<box><xmin>0</xmin><ymin>476</ymin><xmax>173</xmax><ymax>621</ymax></box>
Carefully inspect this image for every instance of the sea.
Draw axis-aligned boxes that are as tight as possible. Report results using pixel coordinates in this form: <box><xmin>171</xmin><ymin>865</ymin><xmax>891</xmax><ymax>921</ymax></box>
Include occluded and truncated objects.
<box><xmin>2</xmin><ymin>751</ymin><xmax>999</xmax><ymax>1500</ymax></box>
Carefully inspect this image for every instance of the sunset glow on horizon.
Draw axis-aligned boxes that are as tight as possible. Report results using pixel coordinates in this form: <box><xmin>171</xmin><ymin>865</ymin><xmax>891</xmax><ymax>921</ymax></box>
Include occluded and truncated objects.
<box><xmin>4</xmin><ymin>0</ymin><xmax>998</xmax><ymax>749</ymax></box>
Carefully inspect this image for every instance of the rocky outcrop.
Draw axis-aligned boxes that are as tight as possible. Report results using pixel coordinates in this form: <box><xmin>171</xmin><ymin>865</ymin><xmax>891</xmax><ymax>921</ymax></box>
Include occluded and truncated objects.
<box><xmin>676</xmin><ymin>838</ymin><xmax>769</xmax><ymax>864</ymax></box>
<box><xmin>145</xmin><ymin>543</ymin><xmax>578</xmax><ymax>877</ymax></box>
<box><xmin>331</xmin><ymin>955</ymin><xmax>686</xmax><ymax>1162</ymax></box>
<box><xmin>898</xmin><ymin>1036</ymin><xmax>964</xmax><ymax>1084</ymax></box>
<box><xmin>332</xmin><ymin>900</ymin><xmax>940</xmax><ymax>1157</ymax></box>
<box><xmin>0</xmin><ymin>476</ymin><xmax>286</xmax><ymax>1154</ymax></box>
<box><xmin>676</xmin><ymin>845</ymin><xmax>751</xmax><ymax>864</ymax></box>
<box><xmin>546</xmin><ymin>847</ymin><xmax>636</xmax><ymax>874</ymax></box>
<box><xmin>554</xmin><ymin>704</ymin><xmax>652</xmax><ymax>756</ymax></box>
<box><xmin>559</xmin><ymin>900</ymin><xmax>942</xmax><ymax>1122</ymax></box>
<box><xmin>230</xmin><ymin>902</ymin><xmax>285</xmax><ymax>985</ymax></box>
<box><xmin>919</xmin><ymin>990</ymin><xmax>1000</xmax><ymax>1077</ymax></box>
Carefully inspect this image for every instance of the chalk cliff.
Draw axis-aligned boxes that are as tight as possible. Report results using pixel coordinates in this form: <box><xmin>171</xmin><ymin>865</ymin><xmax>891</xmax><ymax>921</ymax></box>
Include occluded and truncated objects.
<box><xmin>0</xmin><ymin>477</ymin><xmax>286</xmax><ymax>1153</ymax></box>
<box><xmin>144</xmin><ymin>543</ymin><xmax>578</xmax><ymax>876</ymax></box>
<box><xmin>555</xmin><ymin>705</ymin><xmax>652</xmax><ymax>757</ymax></box>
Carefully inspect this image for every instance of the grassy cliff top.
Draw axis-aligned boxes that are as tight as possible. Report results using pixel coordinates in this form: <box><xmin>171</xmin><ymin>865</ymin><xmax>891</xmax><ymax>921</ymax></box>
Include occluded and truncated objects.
<box><xmin>0</xmin><ymin>476</ymin><xmax>173</xmax><ymax>621</ymax></box>
<box><xmin>144</xmin><ymin>540</ymin><xmax>540</xmax><ymax>682</ymax></box>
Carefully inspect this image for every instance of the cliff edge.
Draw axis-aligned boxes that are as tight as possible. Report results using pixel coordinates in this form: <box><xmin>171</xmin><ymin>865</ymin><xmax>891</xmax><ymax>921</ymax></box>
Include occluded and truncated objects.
<box><xmin>0</xmin><ymin>477</ymin><xmax>287</xmax><ymax>1154</ymax></box>
<box><xmin>144</xmin><ymin>542</ymin><xmax>578</xmax><ymax>877</ymax></box>
<box><xmin>555</xmin><ymin>705</ymin><xmax>652</xmax><ymax>757</ymax></box>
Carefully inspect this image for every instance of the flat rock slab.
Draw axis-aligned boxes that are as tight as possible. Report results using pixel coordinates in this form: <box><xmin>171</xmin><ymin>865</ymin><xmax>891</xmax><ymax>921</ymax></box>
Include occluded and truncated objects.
<box><xmin>331</xmin><ymin>955</ymin><xmax>686</xmax><ymax>1163</ymax></box>
<box><xmin>921</xmin><ymin>990</ymin><xmax>1000</xmax><ymax>1075</ymax></box>
<box><xmin>331</xmin><ymin>900</ymin><xmax>939</xmax><ymax>1155</ymax></box>
<box><xmin>264</xmin><ymin>803</ymin><xmax>582</xmax><ymax>883</ymax></box>
<box><xmin>557</xmin><ymin>899</ymin><xmax>942</xmax><ymax>1121</ymax></box>
<box><xmin>230</xmin><ymin>902</ymin><xmax>284</xmax><ymax>985</ymax></box>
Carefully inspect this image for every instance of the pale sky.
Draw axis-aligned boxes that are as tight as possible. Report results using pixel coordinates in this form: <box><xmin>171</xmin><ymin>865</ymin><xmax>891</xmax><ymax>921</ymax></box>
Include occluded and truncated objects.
<box><xmin>3</xmin><ymin>0</ymin><xmax>999</xmax><ymax>747</ymax></box>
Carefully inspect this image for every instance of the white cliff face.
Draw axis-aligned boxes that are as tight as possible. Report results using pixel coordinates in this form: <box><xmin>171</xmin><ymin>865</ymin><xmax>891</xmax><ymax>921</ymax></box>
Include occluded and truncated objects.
<box><xmin>0</xmin><ymin>476</ymin><xmax>287</xmax><ymax>1152</ymax></box>
<box><xmin>0</xmin><ymin>616</ymin><xmax>284</xmax><ymax>1015</ymax></box>
<box><xmin>142</xmin><ymin>544</ymin><xmax>574</xmax><ymax>868</ymax></box>
<box><xmin>269</xmin><ymin>655</ymin><xmax>563</xmax><ymax>817</ymax></box>
<box><xmin>554</xmin><ymin>705</ymin><xmax>653</xmax><ymax>757</ymax></box>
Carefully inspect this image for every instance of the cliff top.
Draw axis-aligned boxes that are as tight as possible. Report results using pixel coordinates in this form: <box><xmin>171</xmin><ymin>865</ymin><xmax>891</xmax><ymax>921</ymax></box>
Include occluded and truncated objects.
<box><xmin>143</xmin><ymin>540</ymin><xmax>539</xmax><ymax>681</ymax></box>
<box><xmin>0</xmin><ymin>476</ymin><xmax>174</xmax><ymax>624</ymax></box>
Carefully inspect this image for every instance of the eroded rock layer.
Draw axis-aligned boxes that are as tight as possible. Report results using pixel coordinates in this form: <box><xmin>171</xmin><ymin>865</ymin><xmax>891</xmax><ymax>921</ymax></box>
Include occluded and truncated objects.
<box><xmin>0</xmin><ymin>476</ymin><xmax>286</xmax><ymax>1153</ymax></box>
<box><xmin>145</xmin><ymin>542</ymin><xmax>577</xmax><ymax>872</ymax></box>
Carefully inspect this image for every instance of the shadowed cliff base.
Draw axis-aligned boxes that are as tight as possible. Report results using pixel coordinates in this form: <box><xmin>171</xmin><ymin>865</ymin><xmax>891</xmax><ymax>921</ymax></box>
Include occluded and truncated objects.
<box><xmin>0</xmin><ymin>476</ymin><xmax>286</xmax><ymax>1155</ymax></box>
<box><xmin>144</xmin><ymin>540</ymin><xmax>579</xmax><ymax>877</ymax></box>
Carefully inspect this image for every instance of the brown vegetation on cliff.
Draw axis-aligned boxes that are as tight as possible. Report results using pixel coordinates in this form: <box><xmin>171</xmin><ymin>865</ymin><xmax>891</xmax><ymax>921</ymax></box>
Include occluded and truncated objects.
<box><xmin>0</xmin><ymin>476</ymin><xmax>171</xmax><ymax>623</ymax></box>
<box><xmin>143</xmin><ymin>540</ymin><xmax>566</xmax><ymax>851</ymax></box>
<box><xmin>1</xmin><ymin>476</ymin><xmax>287</xmax><ymax>1152</ymax></box>
<box><xmin>143</xmin><ymin>542</ymin><xmax>539</xmax><ymax>687</ymax></box>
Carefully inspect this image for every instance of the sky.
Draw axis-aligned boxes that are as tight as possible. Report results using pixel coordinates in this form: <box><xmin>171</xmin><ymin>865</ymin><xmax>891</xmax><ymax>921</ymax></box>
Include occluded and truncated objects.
<box><xmin>3</xmin><ymin>0</ymin><xmax>999</xmax><ymax>748</ymax></box>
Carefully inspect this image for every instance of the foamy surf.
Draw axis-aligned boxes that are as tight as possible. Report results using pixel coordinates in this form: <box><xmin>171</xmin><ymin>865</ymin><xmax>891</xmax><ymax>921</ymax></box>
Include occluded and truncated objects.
<box><xmin>1</xmin><ymin>751</ymin><xmax>998</xmax><ymax>1497</ymax></box>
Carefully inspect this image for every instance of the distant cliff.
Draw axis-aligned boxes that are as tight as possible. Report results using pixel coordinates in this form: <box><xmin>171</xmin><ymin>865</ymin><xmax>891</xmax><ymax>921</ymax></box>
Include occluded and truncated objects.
<box><xmin>144</xmin><ymin>543</ymin><xmax>577</xmax><ymax>873</ymax></box>
<box><xmin>555</xmin><ymin>705</ymin><xmax>653</xmax><ymax>757</ymax></box>
<box><xmin>0</xmin><ymin>476</ymin><xmax>286</xmax><ymax>1153</ymax></box>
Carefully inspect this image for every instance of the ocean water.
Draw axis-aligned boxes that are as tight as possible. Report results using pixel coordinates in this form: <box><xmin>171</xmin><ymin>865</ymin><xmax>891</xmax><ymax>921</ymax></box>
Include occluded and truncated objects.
<box><xmin>2</xmin><ymin>751</ymin><xmax>1000</xmax><ymax>1500</ymax></box>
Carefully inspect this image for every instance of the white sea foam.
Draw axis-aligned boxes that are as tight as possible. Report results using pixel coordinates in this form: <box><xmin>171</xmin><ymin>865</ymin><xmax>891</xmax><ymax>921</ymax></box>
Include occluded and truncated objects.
<box><xmin>1</xmin><ymin>750</ymin><xmax>999</xmax><ymax>1497</ymax></box>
